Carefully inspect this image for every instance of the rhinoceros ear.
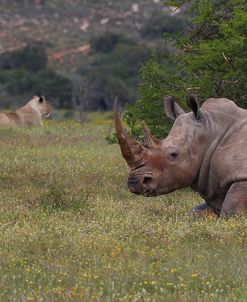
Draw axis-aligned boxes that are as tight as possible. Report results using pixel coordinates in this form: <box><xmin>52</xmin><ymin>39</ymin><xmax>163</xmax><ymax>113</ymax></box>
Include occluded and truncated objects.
<box><xmin>164</xmin><ymin>96</ymin><xmax>185</xmax><ymax>121</ymax></box>
<box><xmin>186</xmin><ymin>94</ymin><xmax>200</xmax><ymax>120</ymax></box>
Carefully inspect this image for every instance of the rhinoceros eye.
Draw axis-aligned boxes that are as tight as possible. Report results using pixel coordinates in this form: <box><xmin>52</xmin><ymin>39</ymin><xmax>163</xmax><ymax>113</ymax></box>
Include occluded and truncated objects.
<box><xmin>168</xmin><ymin>151</ymin><xmax>178</xmax><ymax>160</ymax></box>
<box><xmin>167</xmin><ymin>147</ymin><xmax>178</xmax><ymax>160</ymax></box>
<box><xmin>170</xmin><ymin>152</ymin><xmax>178</xmax><ymax>158</ymax></box>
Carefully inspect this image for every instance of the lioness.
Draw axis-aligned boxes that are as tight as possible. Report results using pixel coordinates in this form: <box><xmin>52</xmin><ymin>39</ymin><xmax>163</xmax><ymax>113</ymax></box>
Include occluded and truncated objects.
<box><xmin>0</xmin><ymin>96</ymin><xmax>53</xmax><ymax>127</ymax></box>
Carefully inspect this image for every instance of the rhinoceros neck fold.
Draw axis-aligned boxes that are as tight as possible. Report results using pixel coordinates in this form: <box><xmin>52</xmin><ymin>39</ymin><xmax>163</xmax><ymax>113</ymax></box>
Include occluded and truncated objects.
<box><xmin>190</xmin><ymin>111</ymin><xmax>236</xmax><ymax>203</ymax></box>
<box><xmin>190</xmin><ymin>98</ymin><xmax>247</xmax><ymax>211</ymax></box>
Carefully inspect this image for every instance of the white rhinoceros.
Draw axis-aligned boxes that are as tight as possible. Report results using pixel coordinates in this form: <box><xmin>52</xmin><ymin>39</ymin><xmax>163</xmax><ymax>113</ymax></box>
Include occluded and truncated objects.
<box><xmin>114</xmin><ymin>95</ymin><xmax>247</xmax><ymax>217</ymax></box>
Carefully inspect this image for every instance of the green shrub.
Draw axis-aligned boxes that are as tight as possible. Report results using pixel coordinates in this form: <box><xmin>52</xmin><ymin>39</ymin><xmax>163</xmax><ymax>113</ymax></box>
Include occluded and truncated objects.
<box><xmin>77</xmin><ymin>38</ymin><xmax>152</xmax><ymax>110</ymax></box>
<box><xmin>141</xmin><ymin>13</ymin><xmax>188</xmax><ymax>39</ymax></box>
<box><xmin>0</xmin><ymin>41</ymin><xmax>47</xmax><ymax>72</ymax></box>
<box><xmin>90</xmin><ymin>32</ymin><xmax>122</xmax><ymax>53</ymax></box>
<box><xmin>0</xmin><ymin>40</ymin><xmax>73</xmax><ymax>109</ymax></box>
<box><xmin>124</xmin><ymin>57</ymin><xmax>176</xmax><ymax>140</ymax></box>
<box><xmin>0</xmin><ymin>68</ymin><xmax>73</xmax><ymax>108</ymax></box>
<box><xmin>31</xmin><ymin>68</ymin><xmax>73</xmax><ymax>108</ymax></box>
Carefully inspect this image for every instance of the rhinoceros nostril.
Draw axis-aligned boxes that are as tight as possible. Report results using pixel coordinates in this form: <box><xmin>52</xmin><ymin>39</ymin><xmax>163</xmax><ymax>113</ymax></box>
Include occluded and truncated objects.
<box><xmin>143</xmin><ymin>176</ymin><xmax>153</xmax><ymax>184</ymax></box>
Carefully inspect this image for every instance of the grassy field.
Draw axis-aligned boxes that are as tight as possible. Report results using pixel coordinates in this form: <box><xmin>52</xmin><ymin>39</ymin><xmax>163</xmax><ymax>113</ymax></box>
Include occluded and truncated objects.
<box><xmin>0</xmin><ymin>116</ymin><xmax>247</xmax><ymax>302</ymax></box>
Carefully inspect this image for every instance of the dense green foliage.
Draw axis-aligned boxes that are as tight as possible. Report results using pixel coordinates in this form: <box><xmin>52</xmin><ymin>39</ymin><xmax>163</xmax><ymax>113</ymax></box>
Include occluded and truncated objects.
<box><xmin>178</xmin><ymin>0</ymin><xmax>247</xmax><ymax>105</ymax></box>
<box><xmin>0</xmin><ymin>68</ymin><xmax>73</xmax><ymax>109</ymax></box>
<box><xmin>90</xmin><ymin>32</ymin><xmax>124</xmax><ymax>54</ymax></box>
<box><xmin>0</xmin><ymin>41</ymin><xmax>47</xmax><ymax>72</ymax></box>
<box><xmin>126</xmin><ymin>0</ymin><xmax>247</xmax><ymax>138</ymax></box>
<box><xmin>141</xmin><ymin>12</ymin><xmax>188</xmax><ymax>39</ymax></box>
<box><xmin>0</xmin><ymin>42</ymin><xmax>72</xmax><ymax>109</ymax></box>
<box><xmin>77</xmin><ymin>35</ymin><xmax>153</xmax><ymax>110</ymax></box>
<box><xmin>124</xmin><ymin>55</ymin><xmax>176</xmax><ymax>139</ymax></box>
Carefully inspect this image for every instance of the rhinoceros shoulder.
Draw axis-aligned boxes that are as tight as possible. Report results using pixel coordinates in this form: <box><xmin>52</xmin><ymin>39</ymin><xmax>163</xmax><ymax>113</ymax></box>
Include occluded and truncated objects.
<box><xmin>202</xmin><ymin>97</ymin><xmax>236</xmax><ymax>108</ymax></box>
<box><xmin>201</xmin><ymin>97</ymin><xmax>247</xmax><ymax>118</ymax></box>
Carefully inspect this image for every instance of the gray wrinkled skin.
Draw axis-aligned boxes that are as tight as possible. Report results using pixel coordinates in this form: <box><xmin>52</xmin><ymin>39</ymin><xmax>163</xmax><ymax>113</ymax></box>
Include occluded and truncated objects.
<box><xmin>114</xmin><ymin>96</ymin><xmax>247</xmax><ymax>217</ymax></box>
<box><xmin>188</xmin><ymin>98</ymin><xmax>247</xmax><ymax>216</ymax></box>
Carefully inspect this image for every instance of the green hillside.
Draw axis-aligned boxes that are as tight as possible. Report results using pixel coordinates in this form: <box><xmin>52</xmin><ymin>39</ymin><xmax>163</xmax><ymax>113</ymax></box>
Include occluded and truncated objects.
<box><xmin>0</xmin><ymin>0</ymin><xmax>187</xmax><ymax>111</ymax></box>
<box><xmin>0</xmin><ymin>0</ymin><xmax>173</xmax><ymax>72</ymax></box>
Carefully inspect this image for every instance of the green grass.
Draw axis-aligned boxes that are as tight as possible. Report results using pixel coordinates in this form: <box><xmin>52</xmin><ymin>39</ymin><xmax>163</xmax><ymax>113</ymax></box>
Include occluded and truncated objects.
<box><xmin>0</xmin><ymin>117</ymin><xmax>247</xmax><ymax>301</ymax></box>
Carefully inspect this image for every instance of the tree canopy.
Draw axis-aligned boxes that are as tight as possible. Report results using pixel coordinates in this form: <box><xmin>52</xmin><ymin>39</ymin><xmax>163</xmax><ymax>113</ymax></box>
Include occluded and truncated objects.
<box><xmin>125</xmin><ymin>0</ymin><xmax>247</xmax><ymax>139</ymax></box>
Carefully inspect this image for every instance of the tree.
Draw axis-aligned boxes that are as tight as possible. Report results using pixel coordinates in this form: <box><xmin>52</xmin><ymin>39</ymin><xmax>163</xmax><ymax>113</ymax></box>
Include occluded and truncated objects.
<box><xmin>141</xmin><ymin>12</ymin><xmax>188</xmax><ymax>39</ymax></box>
<box><xmin>77</xmin><ymin>36</ymin><xmax>152</xmax><ymax>111</ymax></box>
<box><xmin>71</xmin><ymin>74</ymin><xmax>89</xmax><ymax>122</ymax></box>
<box><xmin>0</xmin><ymin>42</ymin><xmax>73</xmax><ymax>109</ymax></box>
<box><xmin>0</xmin><ymin>41</ymin><xmax>47</xmax><ymax>72</ymax></box>
<box><xmin>175</xmin><ymin>0</ymin><xmax>247</xmax><ymax>106</ymax></box>
<box><xmin>126</xmin><ymin>0</ymin><xmax>247</xmax><ymax>138</ymax></box>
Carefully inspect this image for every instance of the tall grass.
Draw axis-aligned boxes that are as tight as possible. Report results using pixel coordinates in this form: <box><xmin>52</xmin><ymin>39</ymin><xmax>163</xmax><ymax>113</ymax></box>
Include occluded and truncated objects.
<box><xmin>0</xmin><ymin>117</ymin><xmax>246</xmax><ymax>301</ymax></box>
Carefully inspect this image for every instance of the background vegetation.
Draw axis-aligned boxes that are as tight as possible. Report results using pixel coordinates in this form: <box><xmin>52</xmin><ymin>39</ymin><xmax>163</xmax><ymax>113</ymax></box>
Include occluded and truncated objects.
<box><xmin>126</xmin><ymin>0</ymin><xmax>247</xmax><ymax>138</ymax></box>
<box><xmin>0</xmin><ymin>41</ymin><xmax>73</xmax><ymax>109</ymax></box>
<box><xmin>0</xmin><ymin>0</ymin><xmax>188</xmax><ymax>113</ymax></box>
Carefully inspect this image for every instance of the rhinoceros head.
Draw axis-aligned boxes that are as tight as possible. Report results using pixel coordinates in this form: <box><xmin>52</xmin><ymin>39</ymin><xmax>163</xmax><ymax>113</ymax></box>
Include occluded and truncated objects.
<box><xmin>114</xmin><ymin>95</ymin><xmax>208</xmax><ymax>196</ymax></box>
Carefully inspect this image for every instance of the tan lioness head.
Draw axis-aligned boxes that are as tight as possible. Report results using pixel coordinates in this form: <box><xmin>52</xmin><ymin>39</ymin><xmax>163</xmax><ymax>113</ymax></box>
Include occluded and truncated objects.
<box><xmin>29</xmin><ymin>96</ymin><xmax>53</xmax><ymax>117</ymax></box>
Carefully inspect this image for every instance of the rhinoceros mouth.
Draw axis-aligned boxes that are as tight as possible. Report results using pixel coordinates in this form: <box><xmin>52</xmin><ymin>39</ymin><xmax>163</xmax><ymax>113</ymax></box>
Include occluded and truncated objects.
<box><xmin>143</xmin><ymin>189</ymin><xmax>159</xmax><ymax>197</ymax></box>
<box><xmin>143</xmin><ymin>187</ymin><xmax>176</xmax><ymax>197</ymax></box>
<box><xmin>128</xmin><ymin>187</ymin><xmax>158</xmax><ymax>197</ymax></box>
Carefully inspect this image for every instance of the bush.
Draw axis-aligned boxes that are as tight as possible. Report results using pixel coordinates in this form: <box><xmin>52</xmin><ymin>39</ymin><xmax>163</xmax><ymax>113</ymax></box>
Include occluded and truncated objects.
<box><xmin>141</xmin><ymin>13</ymin><xmax>188</xmax><ymax>39</ymax></box>
<box><xmin>0</xmin><ymin>41</ymin><xmax>47</xmax><ymax>72</ymax></box>
<box><xmin>0</xmin><ymin>40</ymin><xmax>73</xmax><ymax>109</ymax></box>
<box><xmin>77</xmin><ymin>39</ymin><xmax>152</xmax><ymax>110</ymax></box>
<box><xmin>90</xmin><ymin>32</ymin><xmax>122</xmax><ymax>54</ymax></box>
<box><xmin>124</xmin><ymin>57</ymin><xmax>176</xmax><ymax>140</ymax></box>
<box><xmin>0</xmin><ymin>68</ymin><xmax>73</xmax><ymax>108</ymax></box>
<box><xmin>32</xmin><ymin>68</ymin><xmax>73</xmax><ymax>108</ymax></box>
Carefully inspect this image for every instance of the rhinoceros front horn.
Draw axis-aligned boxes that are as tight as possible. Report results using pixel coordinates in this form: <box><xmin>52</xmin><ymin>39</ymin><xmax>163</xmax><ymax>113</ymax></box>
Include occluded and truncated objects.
<box><xmin>113</xmin><ymin>97</ymin><xmax>144</xmax><ymax>167</ymax></box>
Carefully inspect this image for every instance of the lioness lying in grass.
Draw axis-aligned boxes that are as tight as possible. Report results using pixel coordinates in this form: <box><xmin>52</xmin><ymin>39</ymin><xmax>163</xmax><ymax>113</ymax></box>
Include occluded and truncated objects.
<box><xmin>0</xmin><ymin>96</ymin><xmax>53</xmax><ymax>127</ymax></box>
